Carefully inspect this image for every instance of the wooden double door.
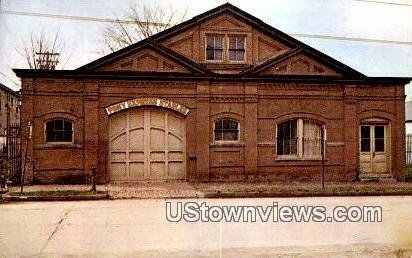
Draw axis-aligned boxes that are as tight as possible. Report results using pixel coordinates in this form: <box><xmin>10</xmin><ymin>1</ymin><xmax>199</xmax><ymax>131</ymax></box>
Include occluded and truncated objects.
<box><xmin>109</xmin><ymin>107</ymin><xmax>186</xmax><ymax>181</ymax></box>
<box><xmin>359</xmin><ymin>124</ymin><xmax>389</xmax><ymax>175</ymax></box>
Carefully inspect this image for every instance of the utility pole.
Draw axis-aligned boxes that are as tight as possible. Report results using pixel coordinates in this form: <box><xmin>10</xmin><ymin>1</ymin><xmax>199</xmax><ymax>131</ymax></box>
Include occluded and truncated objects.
<box><xmin>35</xmin><ymin>52</ymin><xmax>60</xmax><ymax>70</ymax></box>
<box><xmin>321</xmin><ymin>126</ymin><xmax>325</xmax><ymax>191</ymax></box>
<box><xmin>20</xmin><ymin>122</ymin><xmax>32</xmax><ymax>194</ymax></box>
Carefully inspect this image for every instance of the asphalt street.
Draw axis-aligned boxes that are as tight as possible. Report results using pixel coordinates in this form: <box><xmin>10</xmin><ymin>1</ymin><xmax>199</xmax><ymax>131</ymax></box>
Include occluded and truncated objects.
<box><xmin>1</xmin><ymin>196</ymin><xmax>412</xmax><ymax>257</ymax></box>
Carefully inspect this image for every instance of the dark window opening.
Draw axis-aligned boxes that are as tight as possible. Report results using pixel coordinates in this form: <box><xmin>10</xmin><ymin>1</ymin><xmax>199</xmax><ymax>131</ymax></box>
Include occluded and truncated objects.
<box><xmin>214</xmin><ymin>119</ymin><xmax>239</xmax><ymax>141</ymax></box>
<box><xmin>46</xmin><ymin>119</ymin><xmax>73</xmax><ymax>143</ymax></box>
<box><xmin>374</xmin><ymin>126</ymin><xmax>385</xmax><ymax>152</ymax></box>
<box><xmin>361</xmin><ymin>126</ymin><xmax>371</xmax><ymax>152</ymax></box>
<box><xmin>277</xmin><ymin>120</ymin><xmax>298</xmax><ymax>155</ymax></box>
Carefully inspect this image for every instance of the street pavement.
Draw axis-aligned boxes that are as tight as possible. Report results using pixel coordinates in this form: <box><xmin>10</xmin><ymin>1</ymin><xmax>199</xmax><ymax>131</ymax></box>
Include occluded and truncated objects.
<box><xmin>1</xmin><ymin>196</ymin><xmax>412</xmax><ymax>257</ymax></box>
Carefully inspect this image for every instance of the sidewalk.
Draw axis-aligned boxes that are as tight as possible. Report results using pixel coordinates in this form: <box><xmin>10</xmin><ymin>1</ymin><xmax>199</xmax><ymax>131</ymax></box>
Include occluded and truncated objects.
<box><xmin>4</xmin><ymin>181</ymin><xmax>412</xmax><ymax>200</ymax></box>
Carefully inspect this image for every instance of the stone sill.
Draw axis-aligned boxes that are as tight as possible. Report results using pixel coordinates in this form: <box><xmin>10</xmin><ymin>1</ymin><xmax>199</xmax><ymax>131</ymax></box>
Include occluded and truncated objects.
<box><xmin>210</xmin><ymin>142</ymin><xmax>246</xmax><ymax>147</ymax></box>
<box><xmin>275</xmin><ymin>156</ymin><xmax>328</xmax><ymax>161</ymax></box>
<box><xmin>34</xmin><ymin>143</ymin><xmax>83</xmax><ymax>150</ymax></box>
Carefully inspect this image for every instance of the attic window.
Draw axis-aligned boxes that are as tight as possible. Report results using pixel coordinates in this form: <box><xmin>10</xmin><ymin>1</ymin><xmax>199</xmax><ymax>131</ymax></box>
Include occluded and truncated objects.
<box><xmin>228</xmin><ymin>36</ymin><xmax>245</xmax><ymax>61</ymax></box>
<box><xmin>206</xmin><ymin>35</ymin><xmax>224</xmax><ymax>61</ymax></box>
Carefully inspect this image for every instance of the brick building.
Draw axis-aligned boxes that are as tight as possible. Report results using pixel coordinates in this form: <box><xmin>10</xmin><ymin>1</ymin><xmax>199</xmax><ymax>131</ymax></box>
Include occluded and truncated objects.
<box><xmin>0</xmin><ymin>83</ymin><xmax>20</xmax><ymax>150</ymax></box>
<box><xmin>14</xmin><ymin>4</ymin><xmax>411</xmax><ymax>184</ymax></box>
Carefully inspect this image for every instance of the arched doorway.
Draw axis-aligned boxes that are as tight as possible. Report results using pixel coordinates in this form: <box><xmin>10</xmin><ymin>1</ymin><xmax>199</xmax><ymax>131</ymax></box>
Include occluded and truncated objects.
<box><xmin>107</xmin><ymin>98</ymin><xmax>188</xmax><ymax>181</ymax></box>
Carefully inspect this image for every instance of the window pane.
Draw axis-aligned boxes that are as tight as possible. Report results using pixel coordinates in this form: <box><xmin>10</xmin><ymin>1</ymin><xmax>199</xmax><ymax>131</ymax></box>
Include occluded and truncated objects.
<box><xmin>55</xmin><ymin>132</ymin><xmax>64</xmax><ymax>142</ymax></box>
<box><xmin>229</xmin><ymin>36</ymin><xmax>245</xmax><ymax>61</ymax></box>
<box><xmin>45</xmin><ymin>119</ymin><xmax>73</xmax><ymax>143</ymax></box>
<box><xmin>54</xmin><ymin>120</ymin><xmax>63</xmax><ymax>130</ymax></box>
<box><xmin>229</xmin><ymin>50</ymin><xmax>245</xmax><ymax>61</ymax></box>
<box><xmin>215</xmin><ymin>132</ymin><xmax>223</xmax><ymax>141</ymax></box>
<box><xmin>223</xmin><ymin>120</ymin><xmax>238</xmax><ymax>130</ymax></box>
<box><xmin>46</xmin><ymin>132</ymin><xmax>55</xmax><ymax>142</ymax></box>
<box><xmin>46</xmin><ymin>121</ymin><xmax>54</xmax><ymax>131</ymax></box>
<box><xmin>207</xmin><ymin>36</ymin><xmax>214</xmax><ymax>48</ymax></box>
<box><xmin>277</xmin><ymin>137</ymin><xmax>297</xmax><ymax>155</ymax></box>
<box><xmin>361</xmin><ymin>139</ymin><xmax>370</xmax><ymax>152</ymax></box>
<box><xmin>374</xmin><ymin>126</ymin><xmax>385</xmax><ymax>152</ymax></box>
<box><xmin>223</xmin><ymin>131</ymin><xmax>237</xmax><ymax>141</ymax></box>
<box><xmin>229</xmin><ymin>36</ymin><xmax>244</xmax><ymax>49</ymax></box>
<box><xmin>214</xmin><ymin>119</ymin><xmax>239</xmax><ymax>141</ymax></box>
<box><xmin>236</xmin><ymin>50</ymin><xmax>245</xmax><ymax>61</ymax></box>
<box><xmin>214</xmin><ymin>50</ymin><xmax>223</xmax><ymax>60</ymax></box>
<box><xmin>229</xmin><ymin>51</ymin><xmax>236</xmax><ymax>61</ymax></box>
<box><xmin>206</xmin><ymin>50</ymin><xmax>214</xmax><ymax>60</ymax></box>
<box><xmin>237</xmin><ymin>37</ymin><xmax>244</xmax><ymax>48</ymax></box>
<box><xmin>375</xmin><ymin>139</ymin><xmax>384</xmax><ymax>152</ymax></box>
<box><xmin>277</xmin><ymin>120</ymin><xmax>298</xmax><ymax>155</ymax></box>
<box><xmin>374</xmin><ymin>126</ymin><xmax>384</xmax><ymax>138</ymax></box>
<box><xmin>215</xmin><ymin>36</ymin><xmax>223</xmax><ymax>48</ymax></box>
<box><xmin>62</xmin><ymin>131</ymin><xmax>73</xmax><ymax>142</ymax></box>
<box><xmin>215</xmin><ymin>120</ymin><xmax>223</xmax><ymax>130</ymax></box>
<box><xmin>229</xmin><ymin>37</ymin><xmax>236</xmax><ymax>49</ymax></box>
<box><xmin>361</xmin><ymin>126</ymin><xmax>371</xmax><ymax>152</ymax></box>
<box><xmin>64</xmin><ymin>120</ymin><xmax>72</xmax><ymax>130</ymax></box>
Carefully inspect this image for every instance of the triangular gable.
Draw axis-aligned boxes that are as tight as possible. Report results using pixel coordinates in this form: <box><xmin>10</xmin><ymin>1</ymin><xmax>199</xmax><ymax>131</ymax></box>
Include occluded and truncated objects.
<box><xmin>242</xmin><ymin>47</ymin><xmax>364</xmax><ymax>77</ymax></box>
<box><xmin>78</xmin><ymin>42</ymin><xmax>208</xmax><ymax>74</ymax></box>
<box><xmin>77</xmin><ymin>3</ymin><xmax>365</xmax><ymax>78</ymax></box>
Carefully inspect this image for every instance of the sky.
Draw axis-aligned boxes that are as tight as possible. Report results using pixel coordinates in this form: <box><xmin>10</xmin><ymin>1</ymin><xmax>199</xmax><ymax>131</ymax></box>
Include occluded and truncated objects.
<box><xmin>0</xmin><ymin>0</ymin><xmax>411</xmax><ymax>96</ymax></box>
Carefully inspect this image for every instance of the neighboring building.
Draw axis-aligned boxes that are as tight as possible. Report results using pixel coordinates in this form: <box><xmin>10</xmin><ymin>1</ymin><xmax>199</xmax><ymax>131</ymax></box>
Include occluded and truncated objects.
<box><xmin>405</xmin><ymin>101</ymin><xmax>412</xmax><ymax>134</ymax></box>
<box><xmin>14</xmin><ymin>3</ymin><xmax>411</xmax><ymax>184</ymax></box>
<box><xmin>0</xmin><ymin>83</ymin><xmax>20</xmax><ymax>150</ymax></box>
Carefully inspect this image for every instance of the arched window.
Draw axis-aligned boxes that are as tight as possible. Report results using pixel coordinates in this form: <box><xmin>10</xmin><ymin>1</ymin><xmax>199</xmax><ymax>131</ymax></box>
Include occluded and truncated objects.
<box><xmin>277</xmin><ymin>119</ymin><xmax>324</xmax><ymax>158</ymax></box>
<box><xmin>45</xmin><ymin>119</ymin><xmax>73</xmax><ymax>143</ymax></box>
<box><xmin>214</xmin><ymin>119</ymin><xmax>239</xmax><ymax>141</ymax></box>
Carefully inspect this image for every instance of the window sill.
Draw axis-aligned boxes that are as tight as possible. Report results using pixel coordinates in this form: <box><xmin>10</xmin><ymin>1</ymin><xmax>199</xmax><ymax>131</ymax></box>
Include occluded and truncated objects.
<box><xmin>210</xmin><ymin>142</ymin><xmax>245</xmax><ymax>147</ymax></box>
<box><xmin>34</xmin><ymin>143</ymin><xmax>82</xmax><ymax>150</ymax></box>
<box><xmin>275</xmin><ymin>156</ymin><xmax>326</xmax><ymax>161</ymax></box>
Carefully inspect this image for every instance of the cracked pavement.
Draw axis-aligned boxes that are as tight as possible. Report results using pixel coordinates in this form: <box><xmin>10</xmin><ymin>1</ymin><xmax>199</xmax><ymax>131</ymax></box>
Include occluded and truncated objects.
<box><xmin>1</xmin><ymin>196</ymin><xmax>412</xmax><ymax>257</ymax></box>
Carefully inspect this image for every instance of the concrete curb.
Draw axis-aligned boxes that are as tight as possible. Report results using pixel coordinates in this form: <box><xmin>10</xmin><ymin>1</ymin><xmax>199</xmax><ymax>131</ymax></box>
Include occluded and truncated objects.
<box><xmin>2</xmin><ymin>193</ymin><xmax>109</xmax><ymax>202</ymax></box>
<box><xmin>107</xmin><ymin>190</ymin><xmax>412</xmax><ymax>200</ymax></box>
<box><xmin>202</xmin><ymin>190</ymin><xmax>412</xmax><ymax>199</ymax></box>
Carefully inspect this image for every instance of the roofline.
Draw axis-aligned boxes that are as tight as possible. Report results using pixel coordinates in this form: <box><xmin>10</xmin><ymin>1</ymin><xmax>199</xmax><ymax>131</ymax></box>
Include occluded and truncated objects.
<box><xmin>75</xmin><ymin>3</ymin><xmax>364</xmax><ymax>77</ymax></box>
<box><xmin>12</xmin><ymin>69</ymin><xmax>412</xmax><ymax>85</ymax></box>
<box><xmin>0</xmin><ymin>83</ymin><xmax>20</xmax><ymax>97</ymax></box>
<box><xmin>242</xmin><ymin>47</ymin><xmax>365</xmax><ymax>77</ymax></box>
<box><xmin>77</xmin><ymin>41</ymin><xmax>210</xmax><ymax>74</ymax></box>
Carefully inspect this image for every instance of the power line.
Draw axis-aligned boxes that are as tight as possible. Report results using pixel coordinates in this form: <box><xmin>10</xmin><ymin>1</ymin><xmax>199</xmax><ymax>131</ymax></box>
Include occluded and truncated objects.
<box><xmin>290</xmin><ymin>33</ymin><xmax>412</xmax><ymax>46</ymax></box>
<box><xmin>0</xmin><ymin>10</ymin><xmax>168</xmax><ymax>26</ymax></box>
<box><xmin>2</xmin><ymin>9</ymin><xmax>412</xmax><ymax>46</ymax></box>
<box><xmin>354</xmin><ymin>0</ymin><xmax>412</xmax><ymax>7</ymax></box>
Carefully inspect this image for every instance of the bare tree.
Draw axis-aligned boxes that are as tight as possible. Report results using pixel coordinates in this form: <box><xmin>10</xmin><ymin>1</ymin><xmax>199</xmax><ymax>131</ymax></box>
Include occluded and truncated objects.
<box><xmin>100</xmin><ymin>2</ymin><xmax>188</xmax><ymax>53</ymax></box>
<box><xmin>16</xmin><ymin>30</ymin><xmax>66</xmax><ymax>70</ymax></box>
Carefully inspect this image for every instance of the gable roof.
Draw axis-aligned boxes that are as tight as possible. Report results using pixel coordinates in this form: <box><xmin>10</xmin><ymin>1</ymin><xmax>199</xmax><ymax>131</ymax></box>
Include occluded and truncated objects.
<box><xmin>241</xmin><ymin>46</ymin><xmax>364</xmax><ymax>77</ymax></box>
<box><xmin>76</xmin><ymin>3</ymin><xmax>363</xmax><ymax>78</ymax></box>
<box><xmin>78</xmin><ymin>41</ymin><xmax>210</xmax><ymax>74</ymax></box>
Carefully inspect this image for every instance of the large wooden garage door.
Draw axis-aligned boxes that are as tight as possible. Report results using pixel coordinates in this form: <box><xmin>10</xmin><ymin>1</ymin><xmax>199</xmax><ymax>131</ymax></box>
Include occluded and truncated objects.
<box><xmin>109</xmin><ymin>107</ymin><xmax>186</xmax><ymax>181</ymax></box>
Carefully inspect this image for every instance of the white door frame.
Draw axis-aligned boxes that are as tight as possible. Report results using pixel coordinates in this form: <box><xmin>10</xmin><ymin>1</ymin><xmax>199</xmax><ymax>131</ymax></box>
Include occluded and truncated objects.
<box><xmin>359</xmin><ymin>120</ymin><xmax>391</xmax><ymax>176</ymax></box>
